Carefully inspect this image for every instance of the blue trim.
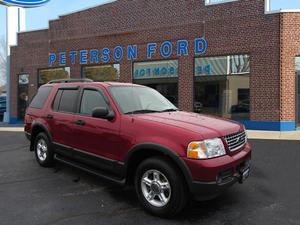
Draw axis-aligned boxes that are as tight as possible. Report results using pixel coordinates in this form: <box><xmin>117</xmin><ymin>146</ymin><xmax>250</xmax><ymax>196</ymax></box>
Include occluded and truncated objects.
<box><xmin>239</xmin><ymin>120</ymin><xmax>296</xmax><ymax>131</ymax></box>
<box><xmin>9</xmin><ymin>117</ymin><xmax>23</xmax><ymax>124</ymax></box>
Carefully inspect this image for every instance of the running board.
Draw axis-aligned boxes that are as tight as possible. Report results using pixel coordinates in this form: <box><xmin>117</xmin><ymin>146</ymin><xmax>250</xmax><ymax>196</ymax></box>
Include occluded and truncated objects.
<box><xmin>54</xmin><ymin>154</ymin><xmax>126</xmax><ymax>186</ymax></box>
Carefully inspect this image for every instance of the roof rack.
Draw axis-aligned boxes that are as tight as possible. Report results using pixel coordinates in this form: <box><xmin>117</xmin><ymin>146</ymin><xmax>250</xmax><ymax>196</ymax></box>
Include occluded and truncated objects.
<box><xmin>48</xmin><ymin>79</ymin><xmax>93</xmax><ymax>84</ymax></box>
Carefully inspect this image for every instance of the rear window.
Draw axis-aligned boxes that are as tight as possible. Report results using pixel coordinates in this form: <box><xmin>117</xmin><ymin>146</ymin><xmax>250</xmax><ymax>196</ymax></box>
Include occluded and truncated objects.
<box><xmin>30</xmin><ymin>86</ymin><xmax>52</xmax><ymax>109</ymax></box>
<box><xmin>56</xmin><ymin>89</ymin><xmax>78</xmax><ymax>113</ymax></box>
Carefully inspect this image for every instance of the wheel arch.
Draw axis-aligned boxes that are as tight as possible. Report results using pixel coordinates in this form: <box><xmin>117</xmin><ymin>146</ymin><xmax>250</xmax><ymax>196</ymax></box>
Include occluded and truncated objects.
<box><xmin>124</xmin><ymin>143</ymin><xmax>193</xmax><ymax>191</ymax></box>
<box><xmin>30</xmin><ymin>123</ymin><xmax>52</xmax><ymax>151</ymax></box>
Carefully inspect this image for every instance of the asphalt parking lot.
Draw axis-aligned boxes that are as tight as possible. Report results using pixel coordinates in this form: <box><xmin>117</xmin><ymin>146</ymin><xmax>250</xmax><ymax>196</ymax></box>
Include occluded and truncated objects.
<box><xmin>0</xmin><ymin>131</ymin><xmax>300</xmax><ymax>225</ymax></box>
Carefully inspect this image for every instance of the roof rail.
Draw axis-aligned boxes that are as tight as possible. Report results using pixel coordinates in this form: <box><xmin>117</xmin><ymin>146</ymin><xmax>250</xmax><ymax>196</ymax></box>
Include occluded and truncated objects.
<box><xmin>48</xmin><ymin>79</ymin><xmax>93</xmax><ymax>84</ymax></box>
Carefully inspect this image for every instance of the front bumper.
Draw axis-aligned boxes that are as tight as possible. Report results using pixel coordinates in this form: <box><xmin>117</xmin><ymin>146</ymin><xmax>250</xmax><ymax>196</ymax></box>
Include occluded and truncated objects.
<box><xmin>183</xmin><ymin>143</ymin><xmax>251</xmax><ymax>200</ymax></box>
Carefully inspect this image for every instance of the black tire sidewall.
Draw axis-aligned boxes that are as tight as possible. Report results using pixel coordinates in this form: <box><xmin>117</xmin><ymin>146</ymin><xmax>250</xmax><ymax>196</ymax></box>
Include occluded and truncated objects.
<box><xmin>135</xmin><ymin>157</ymin><xmax>187</xmax><ymax>217</ymax></box>
<box><xmin>34</xmin><ymin>133</ymin><xmax>54</xmax><ymax>167</ymax></box>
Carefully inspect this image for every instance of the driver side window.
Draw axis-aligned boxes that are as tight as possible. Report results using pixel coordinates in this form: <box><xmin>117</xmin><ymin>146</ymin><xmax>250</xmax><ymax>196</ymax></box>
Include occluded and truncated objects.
<box><xmin>80</xmin><ymin>89</ymin><xmax>107</xmax><ymax>115</ymax></box>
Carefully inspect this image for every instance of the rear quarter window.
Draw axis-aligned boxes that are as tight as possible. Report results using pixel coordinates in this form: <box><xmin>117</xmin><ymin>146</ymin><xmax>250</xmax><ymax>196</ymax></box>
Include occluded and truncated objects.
<box><xmin>30</xmin><ymin>86</ymin><xmax>52</xmax><ymax>109</ymax></box>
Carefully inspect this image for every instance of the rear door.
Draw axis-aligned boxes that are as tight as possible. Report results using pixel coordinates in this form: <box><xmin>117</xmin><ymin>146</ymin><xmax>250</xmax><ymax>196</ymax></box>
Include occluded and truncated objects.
<box><xmin>72</xmin><ymin>86</ymin><xmax>120</xmax><ymax>163</ymax></box>
<box><xmin>46</xmin><ymin>86</ymin><xmax>79</xmax><ymax>156</ymax></box>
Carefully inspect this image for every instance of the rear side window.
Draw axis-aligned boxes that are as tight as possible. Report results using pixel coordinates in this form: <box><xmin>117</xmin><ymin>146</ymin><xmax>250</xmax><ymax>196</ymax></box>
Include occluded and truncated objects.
<box><xmin>57</xmin><ymin>89</ymin><xmax>78</xmax><ymax>113</ymax></box>
<box><xmin>30</xmin><ymin>86</ymin><xmax>52</xmax><ymax>109</ymax></box>
<box><xmin>52</xmin><ymin>90</ymin><xmax>63</xmax><ymax>111</ymax></box>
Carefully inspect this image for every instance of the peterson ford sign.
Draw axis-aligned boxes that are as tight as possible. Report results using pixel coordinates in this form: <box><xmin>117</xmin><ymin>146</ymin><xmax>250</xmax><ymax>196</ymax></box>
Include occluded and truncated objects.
<box><xmin>49</xmin><ymin>38</ymin><xmax>207</xmax><ymax>67</ymax></box>
<box><xmin>0</xmin><ymin>0</ymin><xmax>49</xmax><ymax>7</ymax></box>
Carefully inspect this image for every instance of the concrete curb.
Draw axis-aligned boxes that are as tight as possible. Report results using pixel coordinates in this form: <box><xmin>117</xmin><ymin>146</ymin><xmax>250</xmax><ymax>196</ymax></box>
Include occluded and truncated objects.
<box><xmin>0</xmin><ymin>127</ymin><xmax>24</xmax><ymax>132</ymax></box>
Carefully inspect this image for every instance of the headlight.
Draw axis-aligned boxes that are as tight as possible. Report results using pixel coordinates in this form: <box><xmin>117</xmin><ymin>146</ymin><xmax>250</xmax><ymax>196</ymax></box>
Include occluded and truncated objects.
<box><xmin>187</xmin><ymin>138</ymin><xmax>226</xmax><ymax>159</ymax></box>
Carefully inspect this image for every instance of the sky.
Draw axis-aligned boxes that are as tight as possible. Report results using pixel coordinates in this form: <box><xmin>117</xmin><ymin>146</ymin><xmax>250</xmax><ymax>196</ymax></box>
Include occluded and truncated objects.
<box><xmin>0</xmin><ymin>0</ymin><xmax>112</xmax><ymax>38</ymax></box>
<box><xmin>1</xmin><ymin>0</ymin><xmax>300</xmax><ymax>38</ymax></box>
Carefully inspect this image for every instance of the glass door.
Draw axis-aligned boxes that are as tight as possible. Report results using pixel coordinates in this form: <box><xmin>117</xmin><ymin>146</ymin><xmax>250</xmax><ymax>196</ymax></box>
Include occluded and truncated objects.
<box><xmin>17</xmin><ymin>74</ymin><xmax>29</xmax><ymax>120</ymax></box>
<box><xmin>297</xmin><ymin>73</ymin><xmax>300</xmax><ymax>127</ymax></box>
<box><xmin>295</xmin><ymin>57</ymin><xmax>300</xmax><ymax>127</ymax></box>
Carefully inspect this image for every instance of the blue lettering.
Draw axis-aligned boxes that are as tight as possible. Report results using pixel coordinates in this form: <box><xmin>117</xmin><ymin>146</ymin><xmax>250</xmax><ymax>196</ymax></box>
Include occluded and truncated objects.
<box><xmin>170</xmin><ymin>67</ymin><xmax>175</xmax><ymax>75</ymax></box>
<box><xmin>90</xmin><ymin>49</ymin><xmax>99</xmax><ymax>64</ymax></box>
<box><xmin>140</xmin><ymin>69</ymin><xmax>145</xmax><ymax>77</ymax></box>
<box><xmin>113</xmin><ymin>46</ymin><xmax>124</xmax><ymax>62</ymax></box>
<box><xmin>49</xmin><ymin>53</ymin><xmax>56</xmax><ymax>66</ymax></box>
<box><xmin>205</xmin><ymin>64</ymin><xmax>211</xmax><ymax>75</ymax></box>
<box><xmin>154</xmin><ymin>68</ymin><xmax>160</xmax><ymax>76</ymax></box>
<box><xmin>177</xmin><ymin>40</ymin><xmax>188</xmax><ymax>56</ymax></box>
<box><xmin>197</xmin><ymin>66</ymin><xmax>202</xmax><ymax>75</ymax></box>
<box><xmin>161</xmin><ymin>67</ymin><xmax>168</xmax><ymax>75</ymax></box>
<box><xmin>146</xmin><ymin>68</ymin><xmax>151</xmax><ymax>77</ymax></box>
<box><xmin>134</xmin><ymin>70</ymin><xmax>139</xmax><ymax>78</ymax></box>
<box><xmin>59</xmin><ymin>52</ymin><xmax>66</xmax><ymax>66</ymax></box>
<box><xmin>69</xmin><ymin>51</ymin><xmax>77</xmax><ymax>65</ymax></box>
<box><xmin>101</xmin><ymin>48</ymin><xmax>110</xmax><ymax>63</ymax></box>
<box><xmin>147</xmin><ymin>43</ymin><xmax>157</xmax><ymax>59</ymax></box>
<box><xmin>160</xmin><ymin>41</ymin><xmax>172</xmax><ymax>58</ymax></box>
<box><xmin>127</xmin><ymin>45</ymin><xmax>138</xmax><ymax>61</ymax></box>
<box><xmin>195</xmin><ymin>38</ymin><xmax>207</xmax><ymax>55</ymax></box>
<box><xmin>80</xmin><ymin>50</ymin><xmax>88</xmax><ymax>64</ymax></box>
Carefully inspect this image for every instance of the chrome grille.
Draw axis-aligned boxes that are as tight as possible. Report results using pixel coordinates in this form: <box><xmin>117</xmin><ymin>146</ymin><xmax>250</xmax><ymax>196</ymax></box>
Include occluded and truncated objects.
<box><xmin>225</xmin><ymin>130</ymin><xmax>247</xmax><ymax>152</ymax></box>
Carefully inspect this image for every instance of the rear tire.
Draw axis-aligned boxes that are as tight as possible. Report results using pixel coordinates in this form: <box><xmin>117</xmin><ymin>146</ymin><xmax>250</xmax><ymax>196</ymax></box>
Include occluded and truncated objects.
<box><xmin>34</xmin><ymin>132</ymin><xmax>54</xmax><ymax>167</ymax></box>
<box><xmin>135</xmin><ymin>157</ymin><xmax>187</xmax><ymax>217</ymax></box>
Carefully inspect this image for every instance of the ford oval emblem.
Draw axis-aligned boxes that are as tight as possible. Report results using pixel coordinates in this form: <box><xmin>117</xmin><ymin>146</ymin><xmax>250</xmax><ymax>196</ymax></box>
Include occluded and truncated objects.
<box><xmin>0</xmin><ymin>0</ymin><xmax>50</xmax><ymax>7</ymax></box>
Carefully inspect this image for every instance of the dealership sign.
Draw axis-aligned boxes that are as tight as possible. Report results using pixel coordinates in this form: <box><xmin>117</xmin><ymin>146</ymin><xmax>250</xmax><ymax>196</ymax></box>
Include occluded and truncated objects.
<box><xmin>0</xmin><ymin>0</ymin><xmax>49</xmax><ymax>7</ymax></box>
<box><xmin>49</xmin><ymin>38</ymin><xmax>207</xmax><ymax>67</ymax></box>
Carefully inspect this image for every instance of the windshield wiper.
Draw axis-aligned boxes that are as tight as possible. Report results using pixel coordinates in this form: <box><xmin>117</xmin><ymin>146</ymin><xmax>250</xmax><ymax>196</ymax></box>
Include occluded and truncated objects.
<box><xmin>125</xmin><ymin>109</ymin><xmax>160</xmax><ymax>114</ymax></box>
<box><xmin>160</xmin><ymin>108</ymin><xmax>178</xmax><ymax>112</ymax></box>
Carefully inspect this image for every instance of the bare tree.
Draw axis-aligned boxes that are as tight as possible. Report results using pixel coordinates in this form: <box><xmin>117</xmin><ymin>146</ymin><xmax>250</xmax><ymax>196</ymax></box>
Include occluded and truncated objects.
<box><xmin>0</xmin><ymin>36</ymin><xmax>6</xmax><ymax>86</ymax></box>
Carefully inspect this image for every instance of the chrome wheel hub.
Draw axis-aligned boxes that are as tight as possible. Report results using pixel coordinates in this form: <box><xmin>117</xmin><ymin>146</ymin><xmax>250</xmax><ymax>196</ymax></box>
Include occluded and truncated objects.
<box><xmin>141</xmin><ymin>170</ymin><xmax>171</xmax><ymax>207</ymax></box>
<box><xmin>36</xmin><ymin>139</ymin><xmax>47</xmax><ymax>162</ymax></box>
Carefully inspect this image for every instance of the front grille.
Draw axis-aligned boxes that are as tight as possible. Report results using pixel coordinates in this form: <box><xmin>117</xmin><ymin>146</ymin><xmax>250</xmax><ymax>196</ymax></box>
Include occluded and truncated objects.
<box><xmin>225</xmin><ymin>130</ymin><xmax>247</xmax><ymax>152</ymax></box>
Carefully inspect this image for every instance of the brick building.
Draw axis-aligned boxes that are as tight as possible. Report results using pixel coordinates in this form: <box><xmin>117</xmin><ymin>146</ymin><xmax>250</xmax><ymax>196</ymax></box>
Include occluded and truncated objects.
<box><xmin>9</xmin><ymin>0</ymin><xmax>300</xmax><ymax>131</ymax></box>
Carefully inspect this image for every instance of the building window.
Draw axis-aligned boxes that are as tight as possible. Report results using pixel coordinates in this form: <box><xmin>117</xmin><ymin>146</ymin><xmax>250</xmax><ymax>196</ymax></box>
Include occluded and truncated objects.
<box><xmin>133</xmin><ymin>60</ymin><xmax>179</xmax><ymax>106</ymax></box>
<box><xmin>205</xmin><ymin>0</ymin><xmax>238</xmax><ymax>6</ymax></box>
<box><xmin>194</xmin><ymin>55</ymin><xmax>250</xmax><ymax>121</ymax></box>
<box><xmin>82</xmin><ymin>64</ymin><xmax>120</xmax><ymax>82</ymax></box>
<box><xmin>195</xmin><ymin>55</ymin><xmax>250</xmax><ymax>76</ymax></box>
<box><xmin>38</xmin><ymin>67</ymin><xmax>70</xmax><ymax>86</ymax></box>
<box><xmin>230</xmin><ymin>55</ymin><xmax>250</xmax><ymax>74</ymax></box>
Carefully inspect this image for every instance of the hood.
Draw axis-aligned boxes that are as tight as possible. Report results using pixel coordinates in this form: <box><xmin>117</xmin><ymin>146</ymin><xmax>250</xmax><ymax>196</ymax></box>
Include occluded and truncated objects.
<box><xmin>133</xmin><ymin>111</ymin><xmax>243</xmax><ymax>138</ymax></box>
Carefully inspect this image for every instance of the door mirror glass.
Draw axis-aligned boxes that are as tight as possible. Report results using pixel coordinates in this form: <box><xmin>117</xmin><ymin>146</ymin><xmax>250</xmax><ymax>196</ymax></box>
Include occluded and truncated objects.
<box><xmin>92</xmin><ymin>107</ymin><xmax>113</xmax><ymax>120</ymax></box>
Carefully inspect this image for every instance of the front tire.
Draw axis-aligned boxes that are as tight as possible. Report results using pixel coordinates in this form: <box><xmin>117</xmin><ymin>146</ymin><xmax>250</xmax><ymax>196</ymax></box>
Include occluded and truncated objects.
<box><xmin>34</xmin><ymin>132</ymin><xmax>54</xmax><ymax>167</ymax></box>
<box><xmin>135</xmin><ymin>157</ymin><xmax>187</xmax><ymax>217</ymax></box>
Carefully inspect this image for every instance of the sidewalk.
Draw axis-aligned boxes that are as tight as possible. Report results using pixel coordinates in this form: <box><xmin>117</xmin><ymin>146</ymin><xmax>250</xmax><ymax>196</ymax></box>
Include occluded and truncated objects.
<box><xmin>246</xmin><ymin>130</ymin><xmax>300</xmax><ymax>141</ymax></box>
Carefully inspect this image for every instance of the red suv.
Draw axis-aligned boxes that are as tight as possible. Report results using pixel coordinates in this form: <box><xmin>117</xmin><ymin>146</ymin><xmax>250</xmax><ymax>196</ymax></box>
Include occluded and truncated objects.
<box><xmin>25</xmin><ymin>79</ymin><xmax>251</xmax><ymax>217</ymax></box>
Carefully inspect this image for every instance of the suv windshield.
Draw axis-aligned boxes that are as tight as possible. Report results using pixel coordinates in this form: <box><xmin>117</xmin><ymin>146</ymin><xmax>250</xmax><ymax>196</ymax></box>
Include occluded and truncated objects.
<box><xmin>110</xmin><ymin>86</ymin><xmax>178</xmax><ymax>114</ymax></box>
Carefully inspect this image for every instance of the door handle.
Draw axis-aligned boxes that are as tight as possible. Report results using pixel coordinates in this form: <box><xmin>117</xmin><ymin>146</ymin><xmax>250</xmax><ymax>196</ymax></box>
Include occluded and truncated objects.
<box><xmin>74</xmin><ymin>120</ymin><xmax>86</xmax><ymax>126</ymax></box>
<box><xmin>47</xmin><ymin>114</ymin><xmax>54</xmax><ymax>120</ymax></box>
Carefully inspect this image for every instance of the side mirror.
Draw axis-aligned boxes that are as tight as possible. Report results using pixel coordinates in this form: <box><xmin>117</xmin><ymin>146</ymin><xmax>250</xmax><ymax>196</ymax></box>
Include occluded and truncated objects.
<box><xmin>92</xmin><ymin>107</ymin><xmax>114</xmax><ymax>120</ymax></box>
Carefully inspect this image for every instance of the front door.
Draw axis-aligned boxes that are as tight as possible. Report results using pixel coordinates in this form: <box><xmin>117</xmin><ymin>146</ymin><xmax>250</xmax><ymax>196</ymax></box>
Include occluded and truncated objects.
<box><xmin>72</xmin><ymin>87</ymin><xmax>120</xmax><ymax>165</ymax></box>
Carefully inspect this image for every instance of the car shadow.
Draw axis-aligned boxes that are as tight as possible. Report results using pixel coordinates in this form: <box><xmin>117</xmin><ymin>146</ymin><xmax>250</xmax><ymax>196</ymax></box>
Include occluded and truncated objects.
<box><xmin>53</xmin><ymin>161</ymin><xmax>247</xmax><ymax>221</ymax></box>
